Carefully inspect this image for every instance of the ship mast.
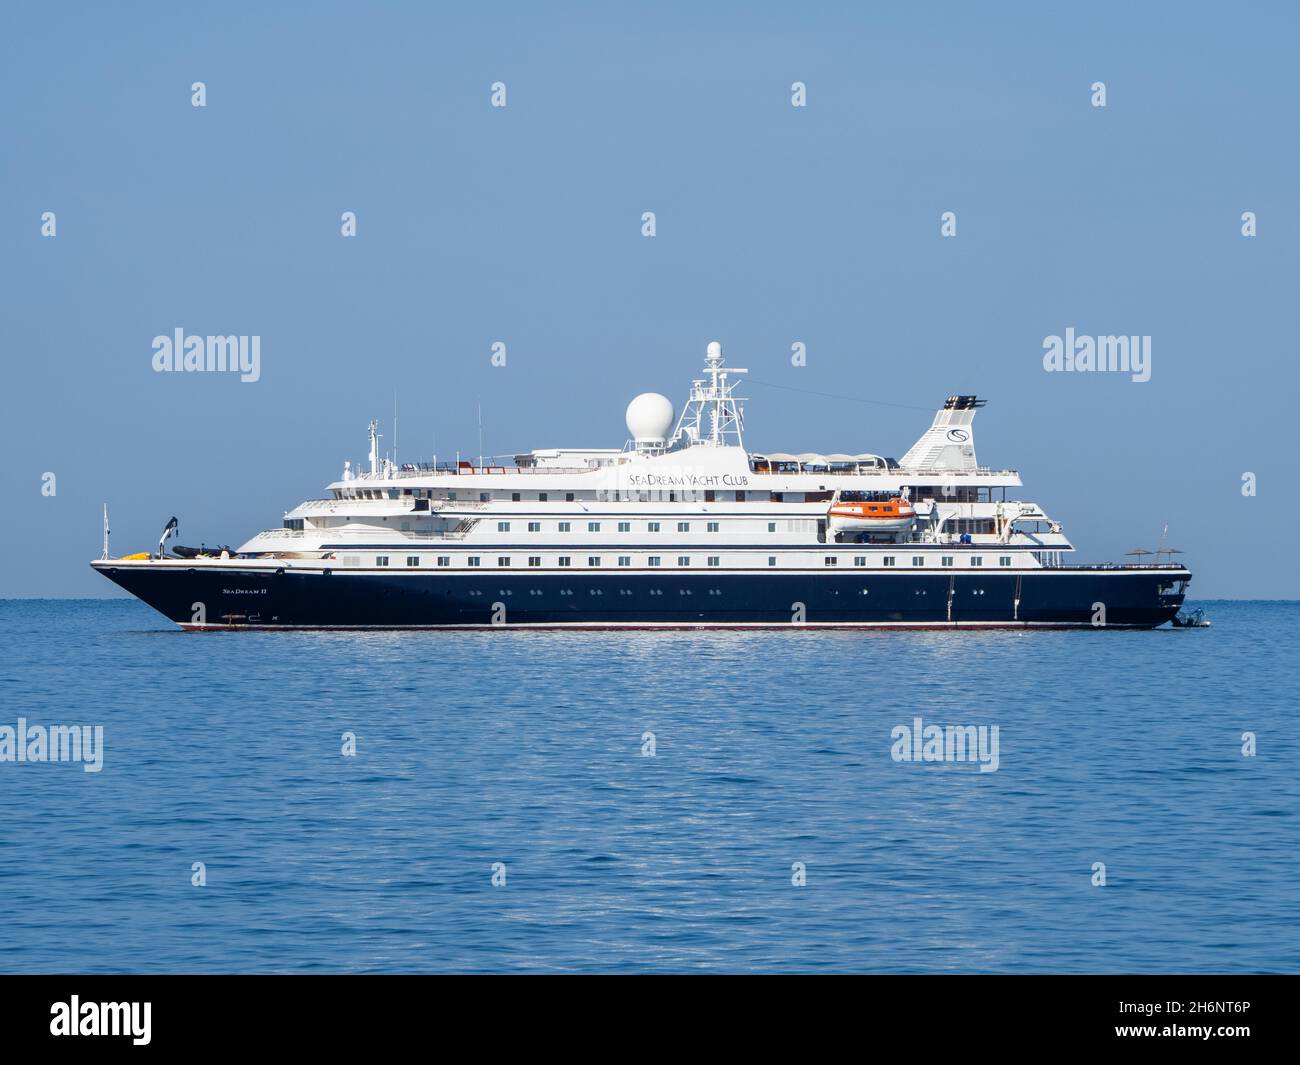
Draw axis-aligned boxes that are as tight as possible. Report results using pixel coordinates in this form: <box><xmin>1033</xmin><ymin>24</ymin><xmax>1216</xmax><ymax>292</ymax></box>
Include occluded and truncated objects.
<box><xmin>671</xmin><ymin>341</ymin><xmax>748</xmax><ymax>449</ymax></box>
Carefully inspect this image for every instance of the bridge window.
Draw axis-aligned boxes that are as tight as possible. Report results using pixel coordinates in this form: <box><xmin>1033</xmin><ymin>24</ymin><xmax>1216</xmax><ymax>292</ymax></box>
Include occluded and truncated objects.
<box><xmin>999</xmin><ymin>556</ymin><xmax>1012</xmax><ymax>567</ymax></box>
<box><xmin>468</xmin><ymin>557</ymin><xmax>480</xmax><ymax>567</ymax></box>
<box><xmin>618</xmin><ymin>556</ymin><xmax>631</xmax><ymax>567</ymax></box>
<box><xmin>558</xmin><ymin>556</ymin><xmax>571</xmax><ymax>567</ymax></box>
<box><xmin>437</xmin><ymin>556</ymin><xmax>450</xmax><ymax>566</ymax></box>
<box><xmin>588</xmin><ymin>556</ymin><xmax>601</xmax><ymax>567</ymax></box>
<box><xmin>558</xmin><ymin>522</ymin><xmax>571</xmax><ymax>532</ymax></box>
<box><xmin>707</xmin><ymin>556</ymin><xmax>720</xmax><ymax>567</ymax></box>
<box><xmin>942</xmin><ymin>556</ymin><xmax>954</xmax><ymax>567</ymax></box>
<box><xmin>497</xmin><ymin>521</ymin><xmax>510</xmax><ymax>532</ymax></box>
<box><xmin>913</xmin><ymin>556</ymin><xmax>924</xmax><ymax>566</ymax></box>
<box><xmin>678</xmin><ymin>522</ymin><xmax>690</xmax><ymax>532</ymax></box>
<box><xmin>376</xmin><ymin>556</ymin><xmax>389</xmax><ymax>567</ymax></box>
<box><xmin>707</xmin><ymin>522</ymin><xmax>719</xmax><ymax>532</ymax></box>
<box><xmin>528</xmin><ymin>556</ymin><xmax>541</xmax><ymax>567</ymax></box>
<box><xmin>528</xmin><ymin>522</ymin><xmax>541</xmax><ymax>532</ymax></box>
<box><xmin>648</xmin><ymin>522</ymin><xmax>661</xmax><ymax>532</ymax></box>
<box><xmin>498</xmin><ymin>557</ymin><xmax>510</xmax><ymax>567</ymax></box>
<box><xmin>648</xmin><ymin>556</ymin><xmax>661</xmax><ymax>567</ymax></box>
<box><xmin>588</xmin><ymin>522</ymin><xmax>600</xmax><ymax>532</ymax></box>
<box><xmin>678</xmin><ymin>556</ymin><xmax>690</xmax><ymax>566</ymax></box>
<box><xmin>407</xmin><ymin>556</ymin><xmax>419</xmax><ymax>567</ymax></box>
<box><xmin>618</xmin><ymin>522</ymin><xmax>631</xmax><ymax>532</ymax></box>
<box><xmin>971</xmin><ymin>557</ymin><xmax>983</xmax><ymax>566</ymax></box>
<box><xmin>824</xmin><ymin>556</ymin><xmax>837</xmax><ymax>566</ymax></box>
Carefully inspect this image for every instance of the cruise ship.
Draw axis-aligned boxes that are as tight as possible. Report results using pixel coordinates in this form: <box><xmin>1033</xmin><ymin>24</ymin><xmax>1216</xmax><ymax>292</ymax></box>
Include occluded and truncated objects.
<box><xmin>92</xmin><ymin>342</ymin><xmax>1191</xmax><ymax>629</ymax></box>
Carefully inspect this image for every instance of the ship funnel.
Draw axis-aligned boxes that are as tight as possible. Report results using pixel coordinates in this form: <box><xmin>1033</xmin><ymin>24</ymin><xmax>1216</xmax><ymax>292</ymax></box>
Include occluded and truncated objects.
<box><xmin>899</xmin><ymin>395</ymin><xmax>985</xmax><ymax>471</ymax></box>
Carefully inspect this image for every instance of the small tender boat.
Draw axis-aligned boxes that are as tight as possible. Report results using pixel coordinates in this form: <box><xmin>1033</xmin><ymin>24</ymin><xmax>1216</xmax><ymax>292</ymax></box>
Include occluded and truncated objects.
<box><xmin>1171</xmin><ymin>607</ymin><xmax>1211</xmax><ymax>628</ymax></box>
<box><xmin>172</xmin><ymin>544</ymin><xmax>234</xmax><ymax>560</ymax></box>
<box><xmin>827</xmin><ymin>493</ymin><xmax>916</xmax><ymax>534</ymax></box>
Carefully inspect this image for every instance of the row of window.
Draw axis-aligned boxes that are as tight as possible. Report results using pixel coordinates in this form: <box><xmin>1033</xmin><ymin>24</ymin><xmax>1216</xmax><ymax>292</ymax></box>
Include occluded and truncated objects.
<box><xmin>342</xmin><ymin>487</ymin><xmax>1020</xmax><ymax>504</ymax></box>
<box><xmin>502</xmin><ymin>521</ymin><xmax>731</xmax><ymax>534</ymax></box>
<box><xmin>371</xmin><ymin>554</ymin><xmax>1016</xmax><ymax>568</ymax></box>
<box><xmin>853</xmin><ymin>555</ymin><xmax>1012</xmax><ymax>568</ymax></box>
<box><xmin>337</xmin><ymin>489</ymin><xmax>826</xmax><ymax>503</ymax></box>
<box><xmin>341</xmin><ymin>489</ymin><xmax>583</xmax><ymax>502</ymax></box>
<box><xmin>376</xmin><ymin>555</ymin><xmax>730</xmax><ymax>568</ymax></box>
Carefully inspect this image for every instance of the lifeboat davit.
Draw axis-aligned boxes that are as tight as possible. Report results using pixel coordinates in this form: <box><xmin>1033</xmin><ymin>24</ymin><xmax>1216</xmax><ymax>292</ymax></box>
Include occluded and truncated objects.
<box><xmin>827</xmin><ymin>495</ymin><xmax>916</xmax><ymax>535</ymax></box>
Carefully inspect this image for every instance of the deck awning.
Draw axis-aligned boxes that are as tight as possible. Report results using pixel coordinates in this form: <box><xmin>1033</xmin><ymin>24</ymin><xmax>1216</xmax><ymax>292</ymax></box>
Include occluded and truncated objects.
<box><xmin>759</xmin><ymin>449</ymin><xmax>889</xmax><ymax>470</ymax></box>
<box><xmin>754</xmin><ymin>451</ymin><xmax>887</xmax><ymax>469</ymax></box>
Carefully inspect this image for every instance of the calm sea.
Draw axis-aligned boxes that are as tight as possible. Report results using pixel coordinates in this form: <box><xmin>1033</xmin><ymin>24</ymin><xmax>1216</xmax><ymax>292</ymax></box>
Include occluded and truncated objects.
<box><xmin>1</xmin><ymin>599</ymin><xmax>1296</xmax><ymax>973</ymax></box>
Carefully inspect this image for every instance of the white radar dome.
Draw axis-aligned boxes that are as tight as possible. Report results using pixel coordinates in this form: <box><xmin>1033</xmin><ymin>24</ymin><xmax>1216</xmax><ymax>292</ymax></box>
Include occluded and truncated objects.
<box><xmin>625</xmin><ymin>392</ymin><xmax>675</xmax><ymax>446</ymax></box>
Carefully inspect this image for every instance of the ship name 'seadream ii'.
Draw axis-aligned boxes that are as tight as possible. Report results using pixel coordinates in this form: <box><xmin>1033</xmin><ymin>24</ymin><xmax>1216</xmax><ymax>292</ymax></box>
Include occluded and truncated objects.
<box><xmin>93</xmin><ymin>342</ymin><xmax>1191</xmax><ymax>628</ymax></box>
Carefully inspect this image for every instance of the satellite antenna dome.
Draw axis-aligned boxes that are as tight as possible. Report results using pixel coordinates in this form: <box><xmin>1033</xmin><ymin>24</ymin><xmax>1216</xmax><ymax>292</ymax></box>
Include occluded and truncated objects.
<box><xmin>706</xmin><ymin>340</ymin><xmax>722</xmax><ymax>359</ymax></box>
<box><xmin>625</xmin><ymin>392</ymin><xmax>675</xmax><ymax>448</ymax></box>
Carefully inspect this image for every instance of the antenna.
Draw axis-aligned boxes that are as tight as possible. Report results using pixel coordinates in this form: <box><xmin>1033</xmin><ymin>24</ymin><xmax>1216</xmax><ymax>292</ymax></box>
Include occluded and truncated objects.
<box><xmin>368</xmin><ymin>419</ymin><xmax>380</xmax><ymax>476</ymax></box>
<box><xmin>394</xmin><ymin>390</ymin><xmax>399</xmax><ymax>467</ymax></box>
<box><xmin>102</xmin><ymin>504</ymin><xmax>110</xmax><ymax>560</ymax></box>
<box><xmin>669</xmin><ymin>341</ymin><xmax>748</xmax><ymax>450</ymax></box>
<box><xmin>477</xmin><ymin>399</ymin><xmax>484</xmax><ymax>469</ymax></box>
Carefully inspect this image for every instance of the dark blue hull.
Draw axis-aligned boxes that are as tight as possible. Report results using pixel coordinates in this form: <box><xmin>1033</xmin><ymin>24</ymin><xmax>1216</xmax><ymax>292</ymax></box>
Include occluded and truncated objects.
<box><xmin>92</xmin><ymin>563</ymin><xmax>1191</xmax><ymax>629</ymax></box>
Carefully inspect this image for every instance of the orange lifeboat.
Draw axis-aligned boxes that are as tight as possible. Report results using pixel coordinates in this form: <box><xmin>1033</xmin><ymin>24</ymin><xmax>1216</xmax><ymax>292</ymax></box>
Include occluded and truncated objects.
<box><xmin>827</xmin><ymin>495</ymin><xmax>916</xmax><ymax>534</ymax></box>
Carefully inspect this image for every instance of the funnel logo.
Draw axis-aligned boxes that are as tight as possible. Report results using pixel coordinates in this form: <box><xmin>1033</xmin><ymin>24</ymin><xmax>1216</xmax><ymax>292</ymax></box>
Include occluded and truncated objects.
<box><xmin>946</xmin><ymin>429</ymin><xmax>969</xmax><ymax>443</ymax></box>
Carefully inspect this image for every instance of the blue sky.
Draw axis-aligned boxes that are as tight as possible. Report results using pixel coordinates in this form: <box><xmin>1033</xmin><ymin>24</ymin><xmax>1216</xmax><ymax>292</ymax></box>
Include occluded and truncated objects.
<box><xmin>2</xmin><ymin>1</ymin><xmax>1296</xmax><ymax>598</ymax></box>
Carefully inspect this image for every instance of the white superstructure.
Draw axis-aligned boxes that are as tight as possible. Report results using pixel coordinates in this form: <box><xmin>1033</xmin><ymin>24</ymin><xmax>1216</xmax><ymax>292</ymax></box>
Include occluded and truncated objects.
<box><xmin>240</xmin><ymin>342</ymin><xmax>1070</xmax><ymax>572</ymax></box>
